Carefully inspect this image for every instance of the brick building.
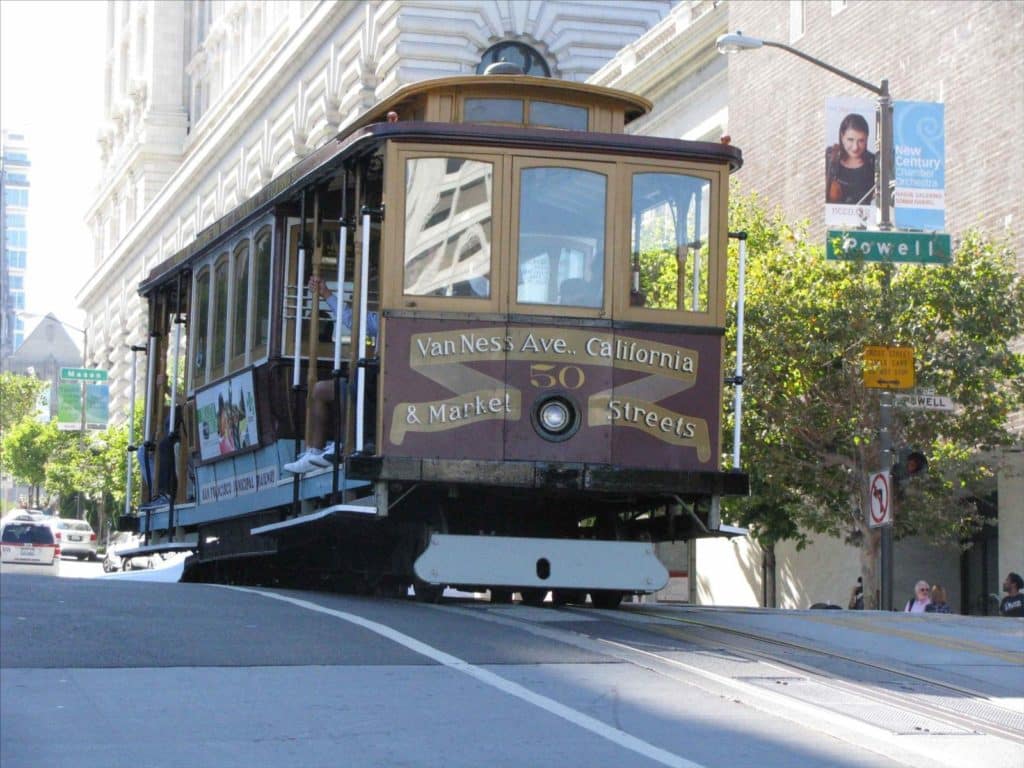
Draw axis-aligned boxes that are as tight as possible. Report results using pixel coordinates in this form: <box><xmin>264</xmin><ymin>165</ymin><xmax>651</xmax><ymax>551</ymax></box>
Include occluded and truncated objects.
<box><xmin>597</xmin><ymin>0</ymin><xmax>1023</xmax><ymax>612</ymax></box>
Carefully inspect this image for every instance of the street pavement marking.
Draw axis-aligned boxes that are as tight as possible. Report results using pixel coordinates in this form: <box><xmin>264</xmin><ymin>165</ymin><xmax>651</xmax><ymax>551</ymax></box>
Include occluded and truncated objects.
<box><xmin>633</xmin><ymin>608</ymin><xmax>1024</xmax><ymax>665</ymax></box>
<box><xmin>225</xmin><ymin>586</ymin><xmax>708</xmax><ymax>768</ymax></box>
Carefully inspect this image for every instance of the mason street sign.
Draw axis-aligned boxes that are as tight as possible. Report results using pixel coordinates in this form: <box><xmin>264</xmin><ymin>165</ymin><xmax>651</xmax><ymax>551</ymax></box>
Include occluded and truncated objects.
<box><xmin>827</xmin><ymin>230</ymin><xmax>952</xmax><ymax>264</ymax></box>
<box><xmin>60</xmin><ymin>367</ymin><xmax>108</xmax><ymax>382</ymax></box>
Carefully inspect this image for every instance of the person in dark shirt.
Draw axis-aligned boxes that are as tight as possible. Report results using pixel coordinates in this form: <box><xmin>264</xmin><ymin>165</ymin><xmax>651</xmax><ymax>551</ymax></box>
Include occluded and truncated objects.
<box><xmin>999</xmin><ymin>572</ymin><xmax>1024</xmax><ymax>617</ymax></box>
<box><xmin>924</xmin><ymin>584</ymin><xmax>951</xmax><ymax>614</ymax></box>
<box><xmin>826</xmin><ymin>112</ymin><xmax>876</xmax><ymax>206</ymax></box>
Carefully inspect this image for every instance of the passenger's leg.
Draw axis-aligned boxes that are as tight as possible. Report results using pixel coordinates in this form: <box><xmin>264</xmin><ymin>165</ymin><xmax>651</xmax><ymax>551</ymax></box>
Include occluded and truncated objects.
<box><xmin>284</xmin><ymin>379</ymin><xmax>336</xmax><ymax>473</ymax></box>
<box><xmin>307</xmin><ymin>379</ymin><xmax>335</xmax><ymax>450</ymax></box>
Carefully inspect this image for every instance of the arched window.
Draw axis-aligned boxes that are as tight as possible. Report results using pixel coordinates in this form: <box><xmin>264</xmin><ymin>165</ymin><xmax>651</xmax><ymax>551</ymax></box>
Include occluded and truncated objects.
<box><xmin>210</xmin><ymin>254</ymin><xmax>229</xmax><ymax>379</ymax></box>
<box><xmin>476</xmin><ymin>41</ymin><xmax>550</xmax><ymax>77</ymax></box>
<box><xmin>230</xmin><ymin>239</ymin><xmax>250</xmax><ymax>371</ymax></box>
<box><xmin>192</xmin><ymin>267</ymin><xmax>211</xmax><ymax>388</ymax></box>
<box><xmin>252</xmin><ymin>226</ymin><xmax>272</xmax><ymax>361</ymax></box>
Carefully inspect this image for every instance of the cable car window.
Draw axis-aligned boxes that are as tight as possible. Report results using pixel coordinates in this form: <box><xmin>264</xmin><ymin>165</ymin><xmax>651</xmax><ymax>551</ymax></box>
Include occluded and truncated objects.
<box><xmin>404</xmin><ymin>157</ymin><xmax>493</xmax><ymax>299</ymax></box>
<box><xmin>252</xmin><ymin>227</ymin><xmax>271</xmax><ymax>360</ymax></box>
<box><xmin>464</xmin><ymin>98</ymin><xmax>523</xmax><ymax>125</ymax></box>
<box><xmin>193</xmin><ymin>267</ymin><xmax>211</xmax><ymax>388</ymax></box>
<box><xmin>230</xmin><ymin>240</ymin><xmax>250</xmax><ymax>370</ymax></box>
<box><xmin>211</xmin><ymin>255</ymin><xmax>229</xmax><ymax>378</ymax></box>
<box><xmin>631</xmin><ymin>173</ymin><xmax>711</xmax><ymax>313</ymax></box>
<box><xmin>517</xmin><ymin>167</ymin><xmax>606</xmax><ymax>308</ymax></box>
<box><xmin>529</xmin><ymin>101</ymin><xmax>588</xmax><ymax>130</ymax></box>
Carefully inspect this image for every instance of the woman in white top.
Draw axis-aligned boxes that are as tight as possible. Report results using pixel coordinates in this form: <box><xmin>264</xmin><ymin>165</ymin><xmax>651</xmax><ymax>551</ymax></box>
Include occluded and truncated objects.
<box><xmin>904</xmin><ymin>580</ymin><xmax>932</xmax><ymax>612</ymax></box>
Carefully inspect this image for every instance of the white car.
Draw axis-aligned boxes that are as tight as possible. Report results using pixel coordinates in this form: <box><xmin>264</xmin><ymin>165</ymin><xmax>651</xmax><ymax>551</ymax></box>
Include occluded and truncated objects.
<box><xmin>46</xmin><ymin>518</ymin><xmax>98</xmax><ymax>560</ymax></box>
<box><xmin>1</xmin><ymin>521</ymin><xmax>61</xmax><ymax>576</ymax></box>
<box><xmin>0</xmin><ymin>509</ymin><xmax>48</xmax><ymax>536</ymax></box>
<box><xmin>102</xmin><ymin>532</ymin><xmax>155</xmax><ymax>572</ymax></box>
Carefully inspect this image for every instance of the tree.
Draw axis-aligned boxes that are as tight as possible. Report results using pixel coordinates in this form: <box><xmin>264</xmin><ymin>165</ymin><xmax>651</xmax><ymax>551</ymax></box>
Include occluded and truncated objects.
<box><xmin>45</xmin><ymin>410</ymin><xmax>140</xmax><ymax>530</ymax></box>
<box><xmin>723</xmin><ymin>191</ymin><xmax>1024</xmax><ymax>608</ymax></box>
<box><xmin>0</xmin><ymin>372</ymin><xmax>46</xmax><ymax>435</ymax></box>
<box><xmin>1</xmin><ymin>419</ymin><xmax>61</xmax><ymax>506</ymax></box>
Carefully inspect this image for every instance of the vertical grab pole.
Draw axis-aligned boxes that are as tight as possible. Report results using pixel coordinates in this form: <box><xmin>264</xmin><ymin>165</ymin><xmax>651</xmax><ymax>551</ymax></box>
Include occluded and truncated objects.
<box><xmin>334</xmin><ymin>226</ymin><xmax>348</xmax><ymax>372</ymax></box>
<box><xmin>124</xmin><ymin>344</ymin><xmax>146</xmax><ymax>520</ymax></box>
<box><xmin>291</xmin><ymin>191</ymin><xmax>308</xmax><ymax>512</ymax></box>
<box><xmin>330</xmin><ymin>172</ymin><xmax>349</xmax><ymax>500</ymax></box>
<box><xmin>304</xmin><ymin>191</ymin><xmax>323</xmax><ymax>446</ymax></box>
<box><xmin>292</xmin><ymin>192</ymin><xmax>308</xmax><ymax>390</ymax></box>
<box><xmin>142</xmin><ymin>333</ymin><xmax>157</xmax><ymax>452</ymax></box>
<box><xmin>142</xmin><ymin>330</ymin><xmax>158</xmax><ymax>543</ymax></box>
<box><xmin>729</xmin><ymin>231</ymin><xmax>748</xmax><ymax>470</ymax></box>
<box><xmin>355</xmin><ymin>211</ymin><xmax>371</xmax><ymax>453</ymax></box>
<box><xmin>169</xmin><ymin>319</ymin><xmax>181</xmax><ymax>440</ymax></box>
<box><xmin>166</xmin><ymin>311</ymin><xmax>183</xmax><ymax>541</ymax></box>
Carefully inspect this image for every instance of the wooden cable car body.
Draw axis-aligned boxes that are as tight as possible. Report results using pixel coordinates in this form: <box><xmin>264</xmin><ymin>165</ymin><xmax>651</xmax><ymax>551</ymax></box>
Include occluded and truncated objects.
<box><xmin>134</xmin><ymin>73</ymin><xmax>748</xmax><ymax>603</ymax></box>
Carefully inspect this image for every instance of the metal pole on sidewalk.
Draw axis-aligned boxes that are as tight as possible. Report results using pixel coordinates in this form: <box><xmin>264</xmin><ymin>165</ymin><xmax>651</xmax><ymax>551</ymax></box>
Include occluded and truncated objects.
<box><xmin>879</xmin><ymin>390</ymin><xmax>894</xmax><ymax>610</ymax></box>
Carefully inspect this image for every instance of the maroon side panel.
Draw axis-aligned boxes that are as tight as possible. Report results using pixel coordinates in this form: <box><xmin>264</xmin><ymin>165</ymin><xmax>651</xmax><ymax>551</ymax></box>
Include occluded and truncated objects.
<box><xmin>381</xmin><ymin>317</ymin><xmax>722</xmax><ymax>472</ymax></box>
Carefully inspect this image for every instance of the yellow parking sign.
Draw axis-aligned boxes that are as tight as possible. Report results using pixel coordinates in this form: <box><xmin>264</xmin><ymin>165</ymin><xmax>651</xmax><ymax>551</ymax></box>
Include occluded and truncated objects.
<box><xmin>863</xmin><ymin>346</ymin><xmax>914</xmax><ymax>389</ymax></box>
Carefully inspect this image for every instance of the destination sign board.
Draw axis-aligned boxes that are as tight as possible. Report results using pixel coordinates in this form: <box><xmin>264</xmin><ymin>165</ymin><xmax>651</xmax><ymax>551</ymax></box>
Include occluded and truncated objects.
<box><xmin>827</xmin><ymin>230</ymin><xmax>951</xmax><ymax>264</ymax></box>
<box><xmin>863</xmin><ymin>346</ymin><xmax>914</xmax><ymax>389</ymax></box>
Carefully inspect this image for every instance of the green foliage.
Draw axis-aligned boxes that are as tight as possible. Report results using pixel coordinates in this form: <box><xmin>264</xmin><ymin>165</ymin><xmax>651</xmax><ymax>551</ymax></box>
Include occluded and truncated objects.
<box><xmin>2</xmin><ymin>393</ymin><xmax>146</xmax><ymax>523</ymax></box>
<box><xmin>2</xmin><ymin>418</ymin><xmax>60</xmax><ymax>489</ymax></box>
<box><xmin>0</xmin><ymin>372</ymin><xmax>46</xmax><ymax>435</ymax></box>
<box><xmin>722</xmin><ymin>189</ymin><xmax>1024</xmax><ymax>555</ymax></box>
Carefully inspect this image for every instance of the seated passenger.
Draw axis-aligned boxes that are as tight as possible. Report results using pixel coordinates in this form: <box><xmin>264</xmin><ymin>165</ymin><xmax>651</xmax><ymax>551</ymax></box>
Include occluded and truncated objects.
<box><xmin>284</xmin><ymin>275</ymin><xmax>379</xmax><ymax>474</ymax></box>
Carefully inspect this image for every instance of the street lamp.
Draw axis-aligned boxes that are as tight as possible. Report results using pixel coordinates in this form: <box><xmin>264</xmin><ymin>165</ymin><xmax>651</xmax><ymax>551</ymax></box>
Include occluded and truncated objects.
<box><xmin>715</xmin><ymin>31</ymin><xmax>893</xmax><ymax>231</ymax></box>
<box><xmin>716</xmin><ymin>32</ymin><xmax>898</xmax><ymax>610</ymax></box>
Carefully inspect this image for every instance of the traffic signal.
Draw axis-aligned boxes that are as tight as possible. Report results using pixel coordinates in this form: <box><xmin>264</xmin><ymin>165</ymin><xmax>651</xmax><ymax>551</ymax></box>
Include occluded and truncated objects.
<box><xmin>892</xmin><ymin>447</ymin><xmax>928</xmax><ymax>498</ymax></box>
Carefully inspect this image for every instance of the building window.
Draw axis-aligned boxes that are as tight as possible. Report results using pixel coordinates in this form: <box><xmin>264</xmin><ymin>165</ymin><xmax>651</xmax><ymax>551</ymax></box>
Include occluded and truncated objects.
<box><xmin>790</xmin><ymin>1</ymin><xmax>806</xmax><ymax>42</ymax></box>
<box><xmin>4</xmin><ymin>187</ymin><xmax>28</xmax><ymax>207</ymax></box>
<box><xmin>6</xmin><ymin>249</ymin><xmax>26</xmax><ymax>268</ymax></box>
<box><xmin>477</xmin><ymin>41</ymin><xmax>550</xmax><ymax>77</ymax></box>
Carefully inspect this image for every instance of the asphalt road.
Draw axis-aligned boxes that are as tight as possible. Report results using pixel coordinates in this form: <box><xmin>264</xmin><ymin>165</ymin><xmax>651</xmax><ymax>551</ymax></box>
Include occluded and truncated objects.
<box><xmin>2</xmin><ymin>574</ymin><xmax>1020</xmax><ymax>768</ymax></box>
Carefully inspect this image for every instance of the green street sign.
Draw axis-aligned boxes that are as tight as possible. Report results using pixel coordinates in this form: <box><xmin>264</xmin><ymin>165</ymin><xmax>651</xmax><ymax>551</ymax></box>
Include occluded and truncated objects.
<box><xmin>60</xmin><ymin>367</ymin><xmax>108</xmax><ymax>382</ymax></box>
<box><xmin>827</xmin><ymin>230</ymin><xmax>952</xmax><ymax>264</ymax></box>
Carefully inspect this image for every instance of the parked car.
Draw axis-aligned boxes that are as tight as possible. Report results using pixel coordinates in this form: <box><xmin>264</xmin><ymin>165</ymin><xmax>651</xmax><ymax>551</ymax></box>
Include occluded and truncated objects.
<box><xmin>45</xmin><ymin>518</ymin><xmax>98</xmax><ymax>560</ymax></box>
<box><xmin>102</xmin><ymin>532</ymin><xmax>155</xmax><ymax>572</ymax></box>
<box><xmin>1</xmin><ymin>521</ymin><xmax>61</xmax><ymax>576</ymax></box>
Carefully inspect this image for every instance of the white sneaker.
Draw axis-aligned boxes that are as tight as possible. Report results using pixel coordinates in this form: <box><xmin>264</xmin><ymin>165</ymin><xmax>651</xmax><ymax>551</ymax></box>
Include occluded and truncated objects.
<box><xmin>323</xmin><ymin>441</ymin><xmax>338</xmax><ymax>461</ymax></box>
<box><xmin>283</xmin><ymin>448</ymin><xmax>329</xmax><ymax>474</ymax></box>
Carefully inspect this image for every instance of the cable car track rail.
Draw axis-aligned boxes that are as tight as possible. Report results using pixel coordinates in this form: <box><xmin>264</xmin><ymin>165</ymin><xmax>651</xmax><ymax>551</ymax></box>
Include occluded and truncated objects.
<box><xmin>583</xmin><ymin>606</ymin><xmax>1024</xmax><ymax>743</ymax></box>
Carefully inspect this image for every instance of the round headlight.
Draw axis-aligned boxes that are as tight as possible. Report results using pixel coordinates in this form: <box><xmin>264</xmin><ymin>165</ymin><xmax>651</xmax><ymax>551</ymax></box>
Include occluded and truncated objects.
<box><xmin>531</xmin><ymin>395</ymin><xmax>580</xmax><ymax>441</ymax></box>
<box><xmin>539</xmin><ymin>400</ymin><xmax>570</xmax><ymax>432</ymax></box>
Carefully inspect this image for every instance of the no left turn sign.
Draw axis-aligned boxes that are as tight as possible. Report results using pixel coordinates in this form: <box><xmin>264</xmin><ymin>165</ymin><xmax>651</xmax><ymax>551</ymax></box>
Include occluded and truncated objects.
<box><xmin>868</xmin><ymin>470</ymin><xmax>892</xmax><ymax>528</ymax></box>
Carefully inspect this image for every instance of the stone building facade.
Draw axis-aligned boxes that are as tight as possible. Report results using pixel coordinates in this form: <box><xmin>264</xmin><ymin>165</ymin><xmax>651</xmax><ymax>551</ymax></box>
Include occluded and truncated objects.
<box><xmin>81</xmin><ymin>0</ymin><xmax>674</xmax><ymax>419</ymax></box>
